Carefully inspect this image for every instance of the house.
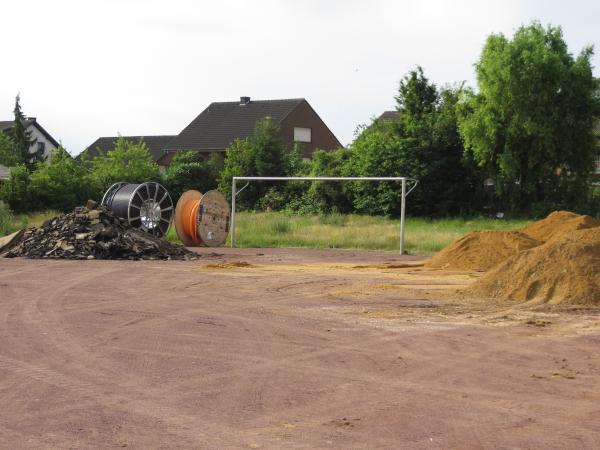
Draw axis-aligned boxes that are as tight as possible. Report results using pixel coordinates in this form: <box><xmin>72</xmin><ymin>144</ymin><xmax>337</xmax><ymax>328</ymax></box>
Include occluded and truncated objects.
<box><xmin>377</xmin><ymin>110</ymin><xmax>400</xmax><ymax>121</ymax></box>
<box><xmin>160</xmin><ymin>97</ymin><xmax>341</xmax><ymax>165</ymax></box>
<box><xmin>0</xmin><ymin>117</ymin><xmax>60</xmax><ymax>181</ymax></box>
<box><xmin>81</xmin><ymin>97</ymin><xmax>341</xmax><ymax>167</ymax></box>
<box><xmin>0</xmin><ymin>117</ymin><xmax>60</xmax><ymax>160</ymax></box>
<box><xmin>81</xmin><ymin>135</ymin><xmax>175</xmax><ymax>162</ymax></box>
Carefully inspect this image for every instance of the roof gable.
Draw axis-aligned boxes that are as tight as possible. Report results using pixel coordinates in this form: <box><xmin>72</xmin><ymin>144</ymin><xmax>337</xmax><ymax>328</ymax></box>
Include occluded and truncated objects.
<box><xmin>0</xmin><ymin>118</ymin><xmax>60</xmax><ymax>148</ymax></box>
<box><xmin>165</xmin><ymin>98</ymin><xmax>304</xmax><ymax>152</ymax></box>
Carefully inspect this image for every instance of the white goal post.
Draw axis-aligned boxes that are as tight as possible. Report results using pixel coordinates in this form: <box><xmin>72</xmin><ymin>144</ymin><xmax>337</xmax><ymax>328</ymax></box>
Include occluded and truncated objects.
<box><xmin>230</xmin><ymin>176</ymin><xmax>418</xmax><ymax>254</ymax></box>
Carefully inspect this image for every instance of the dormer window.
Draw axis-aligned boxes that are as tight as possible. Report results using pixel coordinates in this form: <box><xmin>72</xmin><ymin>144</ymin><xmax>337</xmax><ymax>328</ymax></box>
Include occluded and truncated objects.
<box><xmin>293</xmin><ymin>127</ymin><xmax>311</xmax><ymax>143</ymax></box>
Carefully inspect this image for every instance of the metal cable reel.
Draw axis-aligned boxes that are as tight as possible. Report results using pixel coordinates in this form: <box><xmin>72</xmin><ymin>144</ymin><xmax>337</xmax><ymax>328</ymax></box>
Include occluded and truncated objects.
<box><xmin>174</xmin><ymin>190</ymin><xmax>230</xmax><ymax>247</ymax></box>
<box><xmin>100</xmin><ymin>182</ymin><xmax>174</xmax><ymax>237</ymax></box>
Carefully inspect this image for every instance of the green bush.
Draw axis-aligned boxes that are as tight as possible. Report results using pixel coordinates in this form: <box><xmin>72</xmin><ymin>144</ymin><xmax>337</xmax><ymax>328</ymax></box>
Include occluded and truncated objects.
<box><xmin>162</xmin><ymin>151</ymin><xmax>223</xmax><ymax>201</ymax></box>
<box><xmin>88</xmin><ymin>137</ymin><xmax>160</xmax><ymax>192</ymax></box>
<box><xmin>29</xmin><ymin>148</ymin><xmax>96</xmax><ymax>211</ymax></box>
<box><xmin>0</xmin><ymin>201</ymin><xmax>16</xmax><ymax>236</ymax></box>
<box><xmin>219</xmin><ymin>118</ymin><xmax>305</xmax><ymax>209</ymax></box>
<box><xmin>0</xmin><ymin>164</ymin><xmax>33</xmax><ymax>213</ymax></box>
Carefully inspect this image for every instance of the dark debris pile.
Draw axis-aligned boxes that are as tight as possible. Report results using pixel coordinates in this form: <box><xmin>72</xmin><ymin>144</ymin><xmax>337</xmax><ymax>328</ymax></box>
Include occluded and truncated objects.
<box><xmin>4</xmin><ymin>204</ymin><xmax>198</xmax><ymax>260</ymax></box>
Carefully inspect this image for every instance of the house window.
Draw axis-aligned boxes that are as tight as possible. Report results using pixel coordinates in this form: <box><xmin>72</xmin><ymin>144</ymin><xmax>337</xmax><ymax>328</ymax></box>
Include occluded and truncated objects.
<box><xmin>293</xmin><ymin>127</ymin><xmax>311</xmax><ymax>143</ymax></box>
<box><xmin>37</xmin><ymin>142</ymin><xmax>45</xmax><ymax>154</ymax></box>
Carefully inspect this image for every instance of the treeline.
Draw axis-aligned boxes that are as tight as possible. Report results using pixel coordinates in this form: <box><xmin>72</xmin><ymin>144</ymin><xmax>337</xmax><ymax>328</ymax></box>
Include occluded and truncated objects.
<box><xmin>1</xmin><ymin>22</ymin><xmax>599</xmax><ymax>217</ymax></box>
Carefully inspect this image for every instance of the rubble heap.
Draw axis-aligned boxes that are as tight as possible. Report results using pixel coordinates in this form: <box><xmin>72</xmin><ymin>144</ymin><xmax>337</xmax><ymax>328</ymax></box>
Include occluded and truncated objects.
<box><xmin>3</xmin><ymin>204</ymin><xmax>197</xmax><ymax>260</ymax></box>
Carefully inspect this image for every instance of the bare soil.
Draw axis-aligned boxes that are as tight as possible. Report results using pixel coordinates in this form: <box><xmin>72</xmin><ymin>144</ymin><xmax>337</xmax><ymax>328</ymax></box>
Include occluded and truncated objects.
<box><xmin>1</xmin><ymin>247</ymin><xmax>600</xmax><ymax>449</ymax></box>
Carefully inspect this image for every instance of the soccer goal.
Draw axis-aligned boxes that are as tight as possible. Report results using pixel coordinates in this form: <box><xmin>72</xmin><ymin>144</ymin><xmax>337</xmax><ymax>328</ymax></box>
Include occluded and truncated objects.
<box><xmin>230</xmin><ymin>176</ymin><xmax>418</xmax><ymax>254</ymax></box>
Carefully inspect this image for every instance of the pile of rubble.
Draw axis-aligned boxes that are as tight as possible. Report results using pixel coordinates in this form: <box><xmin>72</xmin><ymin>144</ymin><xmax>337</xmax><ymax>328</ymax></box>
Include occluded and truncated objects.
<box><xmin>3</xmin><ymin>202</ymin><xmax>198</xmax><ymax>260</ymax></box>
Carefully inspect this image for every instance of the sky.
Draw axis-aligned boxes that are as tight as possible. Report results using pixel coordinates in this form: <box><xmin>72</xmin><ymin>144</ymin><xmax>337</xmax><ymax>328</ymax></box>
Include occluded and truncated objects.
<box><xmin>1</xmin><ymin>0</ymin><xmax>598</xmax><ymax>155</ymax></box>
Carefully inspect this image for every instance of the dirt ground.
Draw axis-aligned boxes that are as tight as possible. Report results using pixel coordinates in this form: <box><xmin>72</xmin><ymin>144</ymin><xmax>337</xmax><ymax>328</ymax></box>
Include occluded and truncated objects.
<box><xmin>1</xmin><ymin>247</ymin><xmax>600</xmax><ymax>449</ymax></box>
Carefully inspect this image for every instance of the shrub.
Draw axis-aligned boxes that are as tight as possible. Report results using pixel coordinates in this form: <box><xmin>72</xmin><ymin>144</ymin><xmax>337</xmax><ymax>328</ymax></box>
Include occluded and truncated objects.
<box><xmin>162</xmin><ymin>151</ymin><xmax>223</xmax><ymax>201</ymax></box>
<box><xmin>88</xmin><ymin>137</ymin><xmax>160</xmax><ymax>193</ymax></box>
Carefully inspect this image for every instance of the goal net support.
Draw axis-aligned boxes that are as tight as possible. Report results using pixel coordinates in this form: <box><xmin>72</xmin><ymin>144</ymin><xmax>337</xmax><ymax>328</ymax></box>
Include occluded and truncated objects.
<box><xmin>230</xmin><ymin>176</ymin><xmax>418</xmax><ymax>254</ymax></box>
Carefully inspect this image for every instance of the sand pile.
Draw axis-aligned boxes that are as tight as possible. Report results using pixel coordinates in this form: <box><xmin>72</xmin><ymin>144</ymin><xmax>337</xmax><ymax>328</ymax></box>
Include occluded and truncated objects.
<box><xmin>464</xmin><ymin>227</ymin><xmax>600</xmax><ymax>305</ymax></box>
<box><xmin>425</xmin><ymin>230</ymin><xmax>541</xmax><ymax>271</ymax></box>
<box><xmin>520</xmin><ymin>210</ymin><xmax>600</xmax><ymax>242</ymax></box>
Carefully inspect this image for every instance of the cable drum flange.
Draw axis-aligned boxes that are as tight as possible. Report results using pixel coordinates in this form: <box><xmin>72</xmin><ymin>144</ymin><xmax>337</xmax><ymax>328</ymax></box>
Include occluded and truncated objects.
<box><xmin>101</xmin><ymin>182</ymin><xmax>173</xmax><ymax>237</ymax></box>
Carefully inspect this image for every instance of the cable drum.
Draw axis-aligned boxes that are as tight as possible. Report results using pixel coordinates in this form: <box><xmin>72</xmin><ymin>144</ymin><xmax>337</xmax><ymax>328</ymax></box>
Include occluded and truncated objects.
<box><xmin>101</xmin><ymin>182</ymin><xmax>174</xmax><ymax>237</ymax></box>
<box><xmin>174</xmin><ymin>190</ymin><xmax>230</xmax><ymax>247</ymax></box>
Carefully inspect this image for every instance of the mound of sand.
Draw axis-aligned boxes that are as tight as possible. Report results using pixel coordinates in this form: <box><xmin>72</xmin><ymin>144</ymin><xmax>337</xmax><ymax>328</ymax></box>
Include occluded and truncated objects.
<box><xmin>465</xmin><ymin>227</ymin><xmax>600</xmax><ymax>305</ymax></box>
<box><xmin>425</xmin><ymin>230</ymin><xmax>541</xmax><ymax>271</ymax></box>
<box><xmin>520</xmin><ymin>210</ymin><xmax>600</xmax><ymax>242</ymax></box>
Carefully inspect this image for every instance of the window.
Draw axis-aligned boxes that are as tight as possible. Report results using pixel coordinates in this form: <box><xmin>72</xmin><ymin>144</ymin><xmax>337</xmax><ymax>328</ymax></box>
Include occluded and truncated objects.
<box><xmin>293</xmin><ymin>127</ymin><xmax>311</xmax><ymax>143</ymax></box>
<box><xmin>37</xmin><ymin>142</ymin><xmax>45</xmax><ymax>154</ymax></box>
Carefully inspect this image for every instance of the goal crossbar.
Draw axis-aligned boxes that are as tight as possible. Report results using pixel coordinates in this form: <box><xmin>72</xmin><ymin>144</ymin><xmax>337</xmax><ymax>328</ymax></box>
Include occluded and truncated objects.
<box><xmin>230</xmin><ymin>176</ymin><xmax>418</xmax><ymax>254</ymax></box>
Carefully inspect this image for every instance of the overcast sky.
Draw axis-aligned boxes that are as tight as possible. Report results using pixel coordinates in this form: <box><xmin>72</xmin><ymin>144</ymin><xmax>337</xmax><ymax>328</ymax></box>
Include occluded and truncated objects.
<box><xmin>1</xmin><ymin>0</ymin><xmax>598</xmax><ymax>154</ymax></box>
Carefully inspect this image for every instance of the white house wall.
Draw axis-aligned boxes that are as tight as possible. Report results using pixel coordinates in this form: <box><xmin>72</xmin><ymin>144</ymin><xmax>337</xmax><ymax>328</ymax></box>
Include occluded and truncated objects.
<box><xmin>27</xmin><ymin>124</ymin><xmax>57</xmax><ymax>159</ymax></box>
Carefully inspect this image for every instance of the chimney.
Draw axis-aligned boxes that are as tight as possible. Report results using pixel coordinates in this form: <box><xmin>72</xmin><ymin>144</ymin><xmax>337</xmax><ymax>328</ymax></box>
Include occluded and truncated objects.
<box><xmin>240</xmin><ymin>96</ymin><xmax>251</xmax><ymax>105</ymax></box>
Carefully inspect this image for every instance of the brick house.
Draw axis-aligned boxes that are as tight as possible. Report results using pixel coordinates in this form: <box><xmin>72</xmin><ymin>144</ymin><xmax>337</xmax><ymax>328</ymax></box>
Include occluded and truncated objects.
<box><xmin>82</xmin><ymin>97</ymin><xmax>341</xmax><ymax>167</ymax></box>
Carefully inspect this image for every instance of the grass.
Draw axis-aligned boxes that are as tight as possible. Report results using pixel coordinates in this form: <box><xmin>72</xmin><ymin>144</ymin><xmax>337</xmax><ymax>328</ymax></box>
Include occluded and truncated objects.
<box><xmin>0</xmin><ymin>204</ymin><xmax>61</xmax><ymax>238</ymax></box>
<box><xmin>4</xmin><ymin>208</ymin><xmax>530</xmax><ymax>255</ymax></box>
<box><xmin>167</xmin><ymin>211</ymin><xmax>531</xmax><ymax>255</ymax></box>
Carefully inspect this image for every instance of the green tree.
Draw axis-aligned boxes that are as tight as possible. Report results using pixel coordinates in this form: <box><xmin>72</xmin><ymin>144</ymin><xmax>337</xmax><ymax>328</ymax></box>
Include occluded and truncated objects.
<box><xmin>0</xmin><ymin>131</ymin><xmax>19</xmax><ymax>167</ymax></box>
<box><xmin>89</xmin><ymin>137</ymin><xmax>160</xmax><ymax>194</ymax></box>
<box><xmin>29</xmin><ymin>148</ymin><xmax>95</xmax><ymax>211</ymax></box>
<box><xmin>0</xmin><ymin>164</ymin><xmax>33</xmax><ymax>213</ymax></box>
<box><xmin>162</xmin><ymin>151</ymin><xmax>223</xmax><ymax>200</ymax></box>
<box><xmin>218</xmin><ymin>117</ymin><xmax>295</xmax><ymax>208</ymax></box>
<box><xmin>303</xmin><ymin>147</ymin><xmax>354</xmax><ymax>214</ymax></box>
<box><xmin>10</xmin><ymin>95</ymin><xmax>44</xmax><ymax>170</ymax></box>
<box><xmin>458</xmin><ymin>22</ymin><xmax>598</xmax><ymax>214</ymax></box>
<box><xmin>349</xmin><ymin>67</ymin><xmax>479</xmax><ymax>216</ymax></box>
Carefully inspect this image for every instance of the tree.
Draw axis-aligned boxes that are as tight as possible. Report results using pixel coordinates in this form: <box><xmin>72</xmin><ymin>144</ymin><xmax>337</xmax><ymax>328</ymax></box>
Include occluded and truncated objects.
<box><xmin>29</xmin><ymin>148</ymin><xmax>95</xmax><ymax>211</ymax></box>
<box><xmin>458</xmin><ymin>23</ymin><xmax>598</xmax><ymax>214</ymax></box>
<box><xmin>0</xmin><ymin>164</ymin><xmax>32</xmax><ymax>213</ymax></box>
<box><xmin>348</xmin><ymin>67</ymin><xmax>480</xmax><ymax>216</ymax></box>
<box><xmin>0</xmin><ymin>131</ymin><xmax>19</xmax><ymax>167</ymax></box>
<box><xmin>10</xmin><ymin>95</ymin><xmax>44</xmax><ymax>170</ymax></box>
<box><xmin>89</xmin><ymin>137</ymin><xmax>160</xmax><ymax>194</ymax></box>
<box><xmin>162</xmin><ymin>151</ymin><xmax>223</xmax><ymax>200</ymax></box>
<box><xmin>218</xmin><ymin>117</ymin><xmax>295</xmax><ymax>208</ymax></box>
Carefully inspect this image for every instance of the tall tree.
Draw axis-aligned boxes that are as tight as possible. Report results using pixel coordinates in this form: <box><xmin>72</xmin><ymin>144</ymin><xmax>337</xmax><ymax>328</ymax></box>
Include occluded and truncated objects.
<box><xmin>0</xmin><ymin>131</ymin><xmax>19</xmax><ymax>167</ymax></box>
<box><xmin>10</xmin><ymin>95</ymin><xmax>38</xmax><ymax>170</ymax></box>
<box><xmin>218</xmin><ymin>117</ymin><xmax>294</xmax><ymax>208</ymax></box>
<box><xmin>349</xmin><ymin>67</ymin><xmax>480</xmax><ymax>216</ymax></box>
<box><xmin>458</xmin><ymin>23</ymin><xmax>598</xmax><ymax>214</ymax></box>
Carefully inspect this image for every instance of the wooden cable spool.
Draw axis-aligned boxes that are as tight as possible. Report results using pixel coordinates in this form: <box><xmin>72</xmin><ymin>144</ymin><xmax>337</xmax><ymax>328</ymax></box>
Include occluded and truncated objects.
<box><xmin>174</xmin><ymin>190</ymin><xmax>230</xmax><ymax>247</ymax></box>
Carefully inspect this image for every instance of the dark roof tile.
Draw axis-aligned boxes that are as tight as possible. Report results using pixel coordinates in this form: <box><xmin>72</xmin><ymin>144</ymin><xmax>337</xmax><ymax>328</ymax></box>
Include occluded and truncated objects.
<box><xmin>165</xmin><ymin>98</ymin><xmax>304</xmax><ymax>152</ymax></box>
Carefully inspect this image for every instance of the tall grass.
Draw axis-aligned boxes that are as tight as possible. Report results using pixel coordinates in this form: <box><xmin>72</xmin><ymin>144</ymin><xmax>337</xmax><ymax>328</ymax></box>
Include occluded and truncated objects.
<box><xmin>215</xmin><ymin>212</ymin><xmax>530</xmax><ymax>254</ymax></box>
<box><xmin>0</xmin><ymin>205</ymin><xmax>61</xmax><ymax>238</ymax></box>
<box><xmin>5</xmin><ymin>208</ymin><xmax>530</xmax><ymax>255</ymax></box>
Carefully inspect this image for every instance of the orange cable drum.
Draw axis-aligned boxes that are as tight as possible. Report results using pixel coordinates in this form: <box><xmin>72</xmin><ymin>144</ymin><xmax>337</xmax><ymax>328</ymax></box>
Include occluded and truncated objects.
<box><xmin>174</xmin><ymin>190</ymin><xmax>231</xmax><ymax>247</ymax></box>
<box><xmin>174</xmin><ymin>190</ymin><xmax>204</xmax><ymax>246</ymax></box>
